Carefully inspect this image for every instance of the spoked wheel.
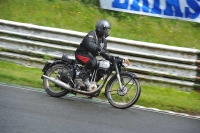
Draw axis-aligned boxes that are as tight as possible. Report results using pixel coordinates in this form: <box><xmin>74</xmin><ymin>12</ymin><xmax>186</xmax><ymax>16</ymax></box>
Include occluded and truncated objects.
<box><xmin>43</xmin><ymin>63</ymin><xmax>70</xmax><ymax>97</ymax></box>
<box><xmin>105</xmin><ymin>72</ymin><xmax>141</xmax><ymax>109</ymax></box>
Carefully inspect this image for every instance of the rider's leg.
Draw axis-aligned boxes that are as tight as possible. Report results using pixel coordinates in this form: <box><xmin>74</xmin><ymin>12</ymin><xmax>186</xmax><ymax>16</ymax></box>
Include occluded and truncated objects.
<box><xmin>80</xmin><ymin>58</ymin><xmax>97</xmax><ymax>91</ymax></box>
<box><xmin>76</xmin><ymin>53</ymin><xmax>97</xmax><ymax>91</ymax></box>
<box><xmin>78</xmin><ymin>67</ymin><xmax>92</xmax><ymax>91</ymax></box>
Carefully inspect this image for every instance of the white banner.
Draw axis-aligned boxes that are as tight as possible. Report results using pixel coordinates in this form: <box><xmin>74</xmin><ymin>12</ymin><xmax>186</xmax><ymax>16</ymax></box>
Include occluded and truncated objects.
<box><xmin>99</xmin><ymin>0</ymin><xmax>200</xmax><ymax>23</ymax></box>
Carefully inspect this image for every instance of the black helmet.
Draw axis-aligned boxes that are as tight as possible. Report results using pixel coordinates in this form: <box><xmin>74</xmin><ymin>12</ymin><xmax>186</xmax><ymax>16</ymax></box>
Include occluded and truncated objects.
<box><xmin>95</xmin><ymin>19</ymin><xmax>111</xmax><ymax>38</ymax></box>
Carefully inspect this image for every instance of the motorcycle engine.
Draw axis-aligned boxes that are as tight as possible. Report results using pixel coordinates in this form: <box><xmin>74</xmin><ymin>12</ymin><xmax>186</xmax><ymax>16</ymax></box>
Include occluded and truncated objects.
<box><xmin>59</xmin><ymin>69</ymin><xmax>74</xmax><ymax>84</ymax></box>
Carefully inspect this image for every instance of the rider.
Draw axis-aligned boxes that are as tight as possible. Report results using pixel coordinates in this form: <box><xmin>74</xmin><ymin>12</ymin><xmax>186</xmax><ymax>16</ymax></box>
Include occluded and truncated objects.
<box><xmin>75</xmin><ymin>19</ymin><xmax>113</xmax><ymax>91</ymax></box>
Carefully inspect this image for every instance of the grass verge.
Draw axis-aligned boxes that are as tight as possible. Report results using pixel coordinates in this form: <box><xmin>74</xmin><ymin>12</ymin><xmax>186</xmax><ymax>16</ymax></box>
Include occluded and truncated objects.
<box><xmin>0</xmin><ymin>60</ymin><xmax>200</xmax><ymax>115</ymax></box>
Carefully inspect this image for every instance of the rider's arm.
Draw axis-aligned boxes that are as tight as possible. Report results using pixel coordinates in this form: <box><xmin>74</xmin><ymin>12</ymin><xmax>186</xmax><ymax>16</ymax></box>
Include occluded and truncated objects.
<box><xmin>80</xmin><ymin>31</ymin><xmax>98</xmax><ymax>53</ymax></box>
<box><xmin>97</xmin><ymin>43</ymin><xmax>113</xmax><ymax>61</ymax></box>
<box><xmin>102</xmin><ymin>38</ymin><xmax>109</xmax><ymax>53</ymax></box>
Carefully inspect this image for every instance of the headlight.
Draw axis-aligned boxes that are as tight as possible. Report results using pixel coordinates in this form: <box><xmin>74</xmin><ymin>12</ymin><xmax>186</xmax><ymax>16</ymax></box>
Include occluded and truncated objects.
<box><xmin>122</xmin><ymin>58</ymin><xmax>130</xmax><ymax>67</ymax></box>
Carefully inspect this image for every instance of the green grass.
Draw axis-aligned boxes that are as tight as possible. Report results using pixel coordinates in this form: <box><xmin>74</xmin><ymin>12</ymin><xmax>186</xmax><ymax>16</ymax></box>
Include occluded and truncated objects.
<box><xmin>0</xmin><ymin>61</ymin><xmax>43</xmax><ymax>88</ymax></box>
<box><xmin>137</xmin><ymin>85</ymin><xmax>200</xmax><ymax>115</ymax></box>
<box><xmin>0</xmin><ymin>60</ymin><xmax>200</xmax><ymax>115</ymax></box>
<box><xmin>0</xmin><ymin>0</ymin><xmax>200</xmax><ymax>49</ymax></box>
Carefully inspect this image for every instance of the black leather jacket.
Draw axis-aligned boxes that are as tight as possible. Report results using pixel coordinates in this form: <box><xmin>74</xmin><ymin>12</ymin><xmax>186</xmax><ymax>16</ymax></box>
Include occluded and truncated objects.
<box><xmin>75</xmin><ymin>30</ymin><xmax>109</xmax><ymax>57</ymax></box>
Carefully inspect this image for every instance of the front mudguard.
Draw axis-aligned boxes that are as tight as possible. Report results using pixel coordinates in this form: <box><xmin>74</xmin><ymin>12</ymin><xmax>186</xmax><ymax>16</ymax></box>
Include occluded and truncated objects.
<box><xmin>105</xmin><ymin>72</ymin><xmax>139</xmax><ymax>91</ymax></box>
<box><xmin>126</xmin><ymin>72</ymin><xmax>139</xmax><ymax>79</ymax></box>
<box><xmin>111</xmin><ymin>72</ymin><xmax>139</xmax><ymax>79</ymax></box>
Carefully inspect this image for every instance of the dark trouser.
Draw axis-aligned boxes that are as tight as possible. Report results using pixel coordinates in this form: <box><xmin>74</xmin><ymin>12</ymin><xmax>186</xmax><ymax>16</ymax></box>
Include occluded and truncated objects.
<box><xmin>75</xmin><ymin>52</ymin><xmax>97</xmax><ymax>81</ymax></box>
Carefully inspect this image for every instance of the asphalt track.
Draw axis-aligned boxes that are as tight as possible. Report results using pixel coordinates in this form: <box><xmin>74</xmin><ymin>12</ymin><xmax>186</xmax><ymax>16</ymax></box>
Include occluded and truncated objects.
<box><xmin>0</xmin><ymin>84</ymin><xmax>199</xmax><ymax>133</ymax></box>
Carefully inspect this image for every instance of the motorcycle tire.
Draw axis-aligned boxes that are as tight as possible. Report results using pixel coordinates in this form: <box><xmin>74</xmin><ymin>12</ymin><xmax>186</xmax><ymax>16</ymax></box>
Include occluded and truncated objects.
<box><xmin>105</xmin><ymin>72</ymin><xmax>141</xmax><ymax>109</ymax></box>
<box><xmin>43</xmin><ymin>63</ymin><xmax>70</xmax><ymax>97</ymax></box>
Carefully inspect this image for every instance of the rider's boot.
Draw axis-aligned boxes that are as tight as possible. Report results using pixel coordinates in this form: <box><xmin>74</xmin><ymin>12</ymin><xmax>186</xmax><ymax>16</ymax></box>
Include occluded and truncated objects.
<box><xmin>82</xmin><ymin>78</ymin><xmax>96</xmax><ymax>91</ymax></box>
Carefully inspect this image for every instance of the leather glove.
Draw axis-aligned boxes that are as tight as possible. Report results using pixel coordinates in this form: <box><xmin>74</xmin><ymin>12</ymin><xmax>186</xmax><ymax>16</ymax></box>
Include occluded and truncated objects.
<box><xmin>96</xmin><ymin>46</ymin><xmax>113</xmax><ymax>61</ymax></box>
<box><xmin>96</xmin><ymin>45</ymin><xmax>102</xmax><ymax>52</ymax></box>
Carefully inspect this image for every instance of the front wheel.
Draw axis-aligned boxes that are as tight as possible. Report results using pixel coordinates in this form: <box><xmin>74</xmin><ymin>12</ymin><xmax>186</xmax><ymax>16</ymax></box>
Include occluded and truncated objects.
<box><xmin>105</xmin><ymin>72</ymin><xmax>141</xmax><ymax>109</ymax></box>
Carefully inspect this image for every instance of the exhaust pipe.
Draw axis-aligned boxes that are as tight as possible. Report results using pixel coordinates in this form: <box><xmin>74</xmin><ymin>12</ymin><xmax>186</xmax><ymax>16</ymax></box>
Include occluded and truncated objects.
<box><xmin>42</xmin><ymin>75</ymin><xmax>72</xmax><ymax>90</ymax></box>
<box><xmin>42</xmin><ymin>75</ymin><xmax>100</xmax><ymax>95</ymax></box>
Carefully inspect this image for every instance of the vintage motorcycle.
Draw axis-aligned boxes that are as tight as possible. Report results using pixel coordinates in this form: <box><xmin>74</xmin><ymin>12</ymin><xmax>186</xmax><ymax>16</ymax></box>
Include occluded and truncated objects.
<box><xmin>41</xmin><ymin>54</ymin><xmax>141</xmax><ymax>109</ymax></box>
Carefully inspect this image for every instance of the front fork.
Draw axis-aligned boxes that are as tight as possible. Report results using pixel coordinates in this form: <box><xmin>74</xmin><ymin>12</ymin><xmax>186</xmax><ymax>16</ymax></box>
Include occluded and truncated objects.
<box><xmin>113</xmin><ymin>61</ymin><xmax>123</xmax><ymax>90</ymax></box>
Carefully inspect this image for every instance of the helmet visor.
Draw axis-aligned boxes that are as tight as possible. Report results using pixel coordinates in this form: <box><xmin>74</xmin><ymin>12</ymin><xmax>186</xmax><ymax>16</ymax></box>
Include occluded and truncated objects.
<box><xmin>106</xmin><ymin>28</ymin><xmax>111</xmax><ymax>35</ymax></box>
<box><xmin>104</xmin><ymin>28</ymin><xmax>111</xmax><ymax>37</ymax></box>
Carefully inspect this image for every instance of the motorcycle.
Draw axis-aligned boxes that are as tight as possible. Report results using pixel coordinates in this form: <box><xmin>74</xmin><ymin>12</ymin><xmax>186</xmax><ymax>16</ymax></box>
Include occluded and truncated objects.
<box><xmin>41</xmin><ymin>54</ymin><xmax>141</xmax><ymax>109</ymax></box>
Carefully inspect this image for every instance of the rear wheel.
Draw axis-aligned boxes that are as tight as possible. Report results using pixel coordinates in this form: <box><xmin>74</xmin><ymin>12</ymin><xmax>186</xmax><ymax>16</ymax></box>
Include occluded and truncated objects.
<box><xmin>105</xmin><ymin>72</ymin><xmax>141</xmax><ymax>109</ymax></box>
<box><xmin>43</xmin><ymin>63</ymin><xmax>70</xmax><ymax>97</ymax></box>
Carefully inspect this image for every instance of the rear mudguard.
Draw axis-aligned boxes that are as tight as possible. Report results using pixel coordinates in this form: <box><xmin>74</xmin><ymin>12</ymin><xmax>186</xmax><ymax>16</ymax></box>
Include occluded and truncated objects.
<box><xmin>41</xmin><ymin>60</ymin><xmax>75</xmax><ymax>79</ymax></box>
<box><xmin>42</xmin><ymin>60</ymin><xmax>53</xmax><ymax>73</ymax></box>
